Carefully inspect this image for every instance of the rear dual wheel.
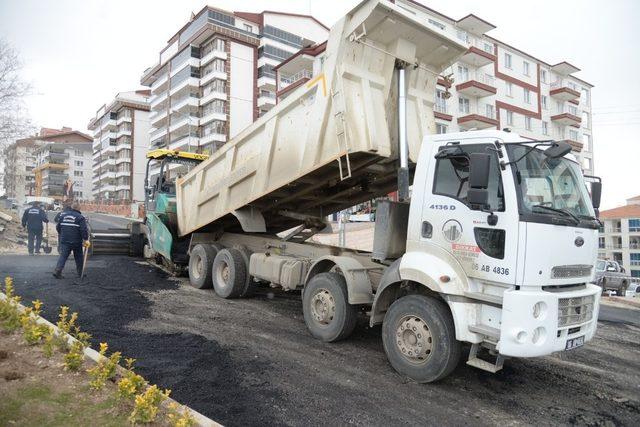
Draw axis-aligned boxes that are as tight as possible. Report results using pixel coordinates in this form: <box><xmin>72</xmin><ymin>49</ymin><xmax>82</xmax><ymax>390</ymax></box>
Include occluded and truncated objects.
<box><xmin>188</xmin><ymin>243</ymin><xmax>223</xmax><ymax>289</ymax></box>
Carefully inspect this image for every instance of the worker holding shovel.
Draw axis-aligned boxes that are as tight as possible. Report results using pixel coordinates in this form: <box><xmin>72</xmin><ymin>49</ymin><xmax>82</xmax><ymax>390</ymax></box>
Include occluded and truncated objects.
<box><xmin>53</xmin><ymin>201</ymin><xmax>90</xmax><ymax>280</ymax></box>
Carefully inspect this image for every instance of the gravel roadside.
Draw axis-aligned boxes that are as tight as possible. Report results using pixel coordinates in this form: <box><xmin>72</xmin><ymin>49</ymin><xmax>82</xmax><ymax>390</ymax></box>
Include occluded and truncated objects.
<box><xmin>1</xmin><ymin>254</ymin><xmax>639</xmax><ymax>426</ymax></box>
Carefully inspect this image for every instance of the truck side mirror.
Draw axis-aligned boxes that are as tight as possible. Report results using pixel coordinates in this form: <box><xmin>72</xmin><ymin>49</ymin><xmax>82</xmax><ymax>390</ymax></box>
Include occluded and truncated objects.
<box><xmin>591</xmin><ymin>181</ymin><xmax>602</xmax><ymax>209</ymax></box>
<box><xmin>467</xmin><ymin>153</ymin><xmax>491</xmax><ymax>210</ymax></box>
<box><xmin>544</xmin><ymin>141</ymin><xmax>572</xmax><ymax>158</ymax></box>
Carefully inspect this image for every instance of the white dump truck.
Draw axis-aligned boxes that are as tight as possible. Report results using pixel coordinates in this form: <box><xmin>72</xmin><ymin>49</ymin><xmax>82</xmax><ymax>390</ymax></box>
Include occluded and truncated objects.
<box><xmin>146</xmin><ymin>0</ymin><xmax>603</xmax><ymax>382</ymax></box>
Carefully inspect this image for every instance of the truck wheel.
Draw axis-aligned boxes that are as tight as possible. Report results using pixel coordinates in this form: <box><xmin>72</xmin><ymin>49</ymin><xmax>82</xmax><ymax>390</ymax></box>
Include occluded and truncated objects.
<box><xmin>382</xmin><ymin>294</ymin><xmax>461</xmax><ymax>383</ymax></box>
<box><xmin>618</xmin><ymin>282</ymin><xmax>628</xmax><ymax>297</ymax></box>
<box><xmin>303</xmin><ymin>272</ymin><xmax>357</xmax><ymax>342</ymax></box>
<box><xmin>212</xmin><ymin>248</ymin><xmax>246</xmax><ymax>298</ymax></box>
<box><xmin>234</xmin><ymin>246</ymin><xmax>256</xmax><ymax>298</ymax></box>
<box><xmin>188</xmin><ymin>244</ymin><xmax>217</xmax><ymax>289</ymax></box>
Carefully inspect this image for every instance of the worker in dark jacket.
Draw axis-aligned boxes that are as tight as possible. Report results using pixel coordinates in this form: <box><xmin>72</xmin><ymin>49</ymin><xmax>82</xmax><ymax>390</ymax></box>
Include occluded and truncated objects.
<box><xmin>53</xmin><ymin>201</ymin><xmax>90</xmax><ymax>279</ymax></box>
<box><xmin>21</xmin><ymin>201</ymin><xmax>49</xmax><ymax>255</ymax></box>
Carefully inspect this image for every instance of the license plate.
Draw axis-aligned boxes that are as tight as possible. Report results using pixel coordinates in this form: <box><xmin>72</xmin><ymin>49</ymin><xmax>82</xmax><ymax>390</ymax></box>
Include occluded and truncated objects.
<box><xmin>565</xmin><ymin>335</ymin><xmax>585</xmax><ymax>350</ymax></box>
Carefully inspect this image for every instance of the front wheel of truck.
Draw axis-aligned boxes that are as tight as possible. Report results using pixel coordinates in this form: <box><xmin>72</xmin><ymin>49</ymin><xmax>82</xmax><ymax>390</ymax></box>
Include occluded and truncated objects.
<box><xmin>382</xmin><ymin>294</ymin><xmax>460</xmax><ymax>383</ymax></box>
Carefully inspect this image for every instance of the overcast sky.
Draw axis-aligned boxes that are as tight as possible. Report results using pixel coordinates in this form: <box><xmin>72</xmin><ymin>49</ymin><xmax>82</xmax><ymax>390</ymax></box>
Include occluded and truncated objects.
<box><xmin>1</xmin><ymin>0</ymin><xmax>638</xmax><ymax>209</ymax></box>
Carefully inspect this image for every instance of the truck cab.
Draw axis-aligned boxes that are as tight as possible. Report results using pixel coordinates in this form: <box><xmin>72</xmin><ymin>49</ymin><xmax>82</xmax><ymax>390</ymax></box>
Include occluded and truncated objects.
<box><xmin>369</xmin><ymin>130</ymin><xmax>602</xmax><ymax>379</ymax></box>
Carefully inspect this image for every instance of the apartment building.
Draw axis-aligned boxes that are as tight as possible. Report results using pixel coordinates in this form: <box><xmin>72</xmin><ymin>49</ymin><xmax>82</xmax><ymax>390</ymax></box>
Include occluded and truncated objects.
<box><xmin>274</xmin><ymin>0</ymin><xmax>595</xmax><ymax>175</ymax></box>
<box><xmin>140</xmin><ymin>6</ymin><xmax>328</xmax><ymax>165</ymax></box>
<box><xmin>88</xmin><ymin>90</ymin><xmax>151</xmax><ymax>202</ymax></box>
<box><xmin>33</xmin><ymin>141</ymin><xmax>93</xmax><ymax>201</ymax></box>
<box><xmin>3</xmin><ymin>128</ymin><xmax>92</xmax><ymax>204</ymax></box>
<box><xmin>598</xmin><ymin>196</ymin><xmax>640</xmax><ymax>278</ymax></box>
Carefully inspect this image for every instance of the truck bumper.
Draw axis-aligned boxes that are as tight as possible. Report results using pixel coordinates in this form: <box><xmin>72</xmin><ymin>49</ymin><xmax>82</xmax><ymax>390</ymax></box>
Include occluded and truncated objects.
<box><xmin>497</xmin><ymin>284</ymin><xmax>601</xmax><ymax>357</ymax></box>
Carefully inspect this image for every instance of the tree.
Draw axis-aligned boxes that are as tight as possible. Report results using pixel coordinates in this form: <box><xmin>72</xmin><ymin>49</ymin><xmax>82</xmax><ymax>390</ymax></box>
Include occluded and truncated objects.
<box><xmin>0</xmin><ymin>38</ymin><xmax>33</xmax><ymax>149</ymax></box>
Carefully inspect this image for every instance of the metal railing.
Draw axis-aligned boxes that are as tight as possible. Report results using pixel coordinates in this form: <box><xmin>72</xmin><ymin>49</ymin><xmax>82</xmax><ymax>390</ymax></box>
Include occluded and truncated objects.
<box><xmin>457</xmin><ymin>71</ymin><xmax>495</xmax><ymax>87</ymax></box>
<box><xmin>434</xmin><ymin>102</ymin><xmax>448</xmax><ymax>114</ymax></box>
<box><xmin>459</xmin><ymin>103</ymin><xmax>496</xmax><ymax>119</ymax></box>
<box><xmin>550</xmin><ymin>79</ymin><xmax>579</xmax><ymax>91</ymax></box>
<box><xmin>280</xmin><ymin>69</ymin><xmax>313</xmax><ymax>88</ymax></box>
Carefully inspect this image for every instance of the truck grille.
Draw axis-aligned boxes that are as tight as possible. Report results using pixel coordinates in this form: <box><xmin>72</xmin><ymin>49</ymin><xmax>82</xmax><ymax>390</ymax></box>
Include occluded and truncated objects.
<box><xmin>551</xmin><ymin>265</ymin><xmax>592</xmax><ymax>279</ymax></box>
<box><xmin>558</xmin><ymin>295</ymin><xmax>595</xmax><ymax>327</ymax></box>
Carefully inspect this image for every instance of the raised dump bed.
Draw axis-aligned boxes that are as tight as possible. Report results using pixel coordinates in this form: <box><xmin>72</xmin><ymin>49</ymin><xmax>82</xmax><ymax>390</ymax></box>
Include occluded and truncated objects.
<box><xmin>176</xmin><ymin>0</ymin><xmax>466</xmax><ymax>236</ymax></box>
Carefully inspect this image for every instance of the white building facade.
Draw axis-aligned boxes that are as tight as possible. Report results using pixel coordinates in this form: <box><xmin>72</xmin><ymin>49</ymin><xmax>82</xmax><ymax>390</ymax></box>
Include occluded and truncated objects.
<box><xmin>140</xmin><ymin>7</ymin><xmax>328</xmax><ymax>163</ymax></box>
<box><xmin>598</xmin><ymin>196</ymin><xmax>640</xmax><ymax>279</ymax></box>
<box><xmin>88</xmin><ymin>91</ymin><xmax>151</xmax><ymax>202</ymax></box>
<box><xmin>34</xmin><ymin>142</ymin><xmax>93</xmax><ymax>201</ymax></box>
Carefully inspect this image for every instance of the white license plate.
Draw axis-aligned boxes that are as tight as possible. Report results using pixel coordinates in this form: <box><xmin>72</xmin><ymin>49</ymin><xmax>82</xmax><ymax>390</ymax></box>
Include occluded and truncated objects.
<box><xmin>565</xmin><ymin>335</ymin><xmax>585</xmax><ymax>350</ymax></box>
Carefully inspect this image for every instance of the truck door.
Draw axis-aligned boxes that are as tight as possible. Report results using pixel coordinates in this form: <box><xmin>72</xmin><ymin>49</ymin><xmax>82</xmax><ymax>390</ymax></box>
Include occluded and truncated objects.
<box><xmin>419</xmin><ymin>142</ymin><xmax>519</xmax><ymax>285</ymax></box>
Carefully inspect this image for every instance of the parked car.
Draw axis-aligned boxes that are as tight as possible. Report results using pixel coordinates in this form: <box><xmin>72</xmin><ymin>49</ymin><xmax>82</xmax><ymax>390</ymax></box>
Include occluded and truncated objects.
<box><xmin>594</xmin><ymin>259</ymin><xmax>632</xmax><ymax>296</ymax></box>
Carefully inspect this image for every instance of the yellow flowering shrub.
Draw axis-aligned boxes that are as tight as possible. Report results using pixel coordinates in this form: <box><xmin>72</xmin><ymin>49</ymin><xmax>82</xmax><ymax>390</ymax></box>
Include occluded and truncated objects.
<box><xmin>129</xmin><ymin>385</ymin><xmax>171</xmax><ymax>424</ymax></box>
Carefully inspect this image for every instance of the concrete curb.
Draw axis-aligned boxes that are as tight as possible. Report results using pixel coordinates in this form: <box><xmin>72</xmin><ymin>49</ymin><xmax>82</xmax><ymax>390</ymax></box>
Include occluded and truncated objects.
<box><xmin>0</xmin><ymin>292</ymin><xmax>221</xmax><ymax>427</ymax></box>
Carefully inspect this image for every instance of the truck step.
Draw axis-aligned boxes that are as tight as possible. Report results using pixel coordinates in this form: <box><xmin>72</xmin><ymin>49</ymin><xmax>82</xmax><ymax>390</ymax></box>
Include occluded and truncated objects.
<box><xmin>469</xmin><ymin>324</ymin><xmax>500</xmax><ymax>341</ymax></box>
<box><xmin>466</xmin><ymin>343</ymin><xmax>505</xmax><ymax>373</ymax></box>
<box><xmin>464</xmin><ymin>291</ymin><xmax>503</xmax><ymax>306</ymax></box>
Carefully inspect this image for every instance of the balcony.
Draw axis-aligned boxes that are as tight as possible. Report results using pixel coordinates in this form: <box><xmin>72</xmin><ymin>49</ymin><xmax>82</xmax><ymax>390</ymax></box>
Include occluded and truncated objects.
<box><xmin>100</xmin><ymin>119</ymin><xmax>117</xmax><ymax>131</ymax></box>
<box><xmin>150</xmin><ymin>110</ymin><xmax>169</xmax><ymax>128</ymax></box>
<box><xmin>200</xmin><ymin>90</ymin><xmax>226</xmax><ymax>107</ymax></box>
<box><xmin>257</xmin><ymin>76</ymin><xmax>276</xmax><ymax>90</ymax></box>
<box><xmin>169</xmin><ymin>116</ymin><xmax>198</xmax><ymax>134</ymax></box>
<box><xmin>151</xmin><ymin>73</ymin><xmax>169</xmax><ymax>95</ymax></box>
<box><xmin>459</xmin><ymin>39</ymin><xmax>496</xmax><ymax>67</ymax></box>
<box><xmin>200</xmin><ymin>132</ymin><xmax>226</xmax><ymax>147</ymax></box>
<box><xmin>550</xmin><ymin>80</ymin><xmax>581</xmax><ymax>101</ymax></box>
<box><xmin>551</xmin><ymin>106</ymin><xmax>581</xmax><ymax>126</ymax></box>
<box><xmin>457</xmin><ymin>104</ymin><xmax>498</xmax><ymax>130</ymax></box>
<box><xmin>150</xmin><ymin>91</ymin><xmax>168</xmax><ymax>109</ymax></box>
<box><xmin>171</xmin><ymin>94</ymin><xmax>200</xmax><ymax>113</ymax></box>
<box><xmin>200</xmin><ymin>110</ymin><xmax>226</xmax><ymax>126</ymax></box>
<box><xmin>200</xmin><ymin>49</ymin><xmax>226</xmax><ymax>67</ymax></box>
<box><xmin>455</xmin><ymin>72</ymin><xmax>497</xmax><ymax>98</ymax></box>
<box><xmin>169</xmin><ymin>77</ymin><xmax>201</xmax><ymax>97</ymax></box>
<box><xmin>258</xmin><ymin>92</ymin><xmax>276</xmax><ymax>108</ymax></box>
<box><xmin>150</xmin><ymin>126</ymin><xmax>168</xmax><ymax>141</ymax></box>
<box><xmin>434</xmin><ymin>103</ymin><xmax>453</xmax><ymax>121</ymax></box>
<box><xmin>200</xmin><ymin>71</ymin><xmax>226</xmax><ymax>87</ymax></box>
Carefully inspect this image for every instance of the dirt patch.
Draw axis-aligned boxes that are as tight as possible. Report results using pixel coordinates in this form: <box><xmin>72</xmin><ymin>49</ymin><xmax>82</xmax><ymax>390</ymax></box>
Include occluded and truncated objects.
<box><xmin>0</xmin><ymin>330</ymin><xmax>133</xmax><ymax>426</ymax></box>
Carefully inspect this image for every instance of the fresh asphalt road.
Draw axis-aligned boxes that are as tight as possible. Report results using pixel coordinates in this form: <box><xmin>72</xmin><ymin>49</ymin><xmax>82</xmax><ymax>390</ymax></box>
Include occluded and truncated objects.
<box><xmin>47</xmin><ymin>211</ymin><xmax>135</xmax><ymax>231</ymax></box>
<box><xmin>599</xmin><ymin>303</ymin><xmax>640</xmax><ymax>327</ymax></box>
<box><xmin>1</xmin><ymin>254</ymin><xmax>638</xmax><ymax>426</ymax></box>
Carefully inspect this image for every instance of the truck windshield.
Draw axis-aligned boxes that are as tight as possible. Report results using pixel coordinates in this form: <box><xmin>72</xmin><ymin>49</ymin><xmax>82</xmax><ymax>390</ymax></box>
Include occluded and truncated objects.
<box><xmin>506</xmin><ymin>145</ymin><xmax>596</xmax><ymax>223</ymax></box>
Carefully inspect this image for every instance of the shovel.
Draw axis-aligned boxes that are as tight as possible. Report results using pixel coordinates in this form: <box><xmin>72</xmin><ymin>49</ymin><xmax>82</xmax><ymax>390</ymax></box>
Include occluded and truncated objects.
<box><xmin>73</xmin><ymin>244</ymin><xmax>90</xmax><ymax>285</ymax></box>
<box><xmin>43</xmin><ymin>223</ymin><xmax>53</xmax><ymax>254</ymax></box>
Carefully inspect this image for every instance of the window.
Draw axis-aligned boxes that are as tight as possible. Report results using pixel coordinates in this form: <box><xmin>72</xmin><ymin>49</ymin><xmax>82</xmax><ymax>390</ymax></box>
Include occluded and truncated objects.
<box><xmin>541</xmin><ymin>95</ymin><xmax>548</xmax><ymax>110</ymax></box>
<box><xmin>435</xmin><ymin>89</ymin><xmax>447</xmax><ymax>113</ymax></box>
<box><xmin>540</xmin><ymin>69</ymin><xmax>547</xmax><ymax>83</ymax></box>
<box><xmin>569</xmin><ymin>129</ymin><xmax>579</xmax><ymax>141</ymax></box>
<box><xmin>568</xmin><ymin>105</ymin><xmax>578</xmax><ymax>116</ymax></box>
<box><xmin>582</xmin><ymin>112</ymin><xmax>590</xmax><ymax>127</ymax></box>
<box><xmin>262</xmin><ymin>25</ymin><xmax>303</xmax><ymax>48</ymax></box>
<box><xmin>542</xmin><ymin>121</ymin><xmax>548</xmax><ymax>135</ymax></box>
<box><xmin>504</xmin><ymin>53</ymin><xmax>512</xmax><ymax>69</ymax></box>
<box><xmin>485</xmin><ymin>104</ymin><xmax>495</xmax><ymax>119</ymax></box>
<box><xmin>523</xmin><ymin>61</ymin><xmax>530</xmax><ymax>76</ymax></box>
<box><xmin>525</xmin><ymin>116</ymin><xmax>532</xmax><ymax>130</ymax></box>
<box><xmin>583</xmin><ymin>134</ymin><xmax>591</xmax><ymax>151</ymax></box>
<box><xmin>581</xmin><ymin>87</ymin><xmax>590</xmax><ymax>104</ymax></box>
<box><xmin>599</xmin><ymin>237</ymin><xmax>605</xmax><ymax>249</ymax></box>
<box><xmin>458</xmin><ymin>97</ymin><xmax>470</xmax><ymax>114</ymax></box>
<box><xmin>244</xmin><ymin>24</ymin><xmax>253</xmax><ymax>32</ymax></box>
<box><xmin>75</xmin><ymin>160</ymin><xmax>83</xmax><ymax>167</ymax></box>
<box><xmin>74</xmin><ymin>149</ymin><xmax>83</xmax><ymax>156</ymax></box>
<box><xmin>524</xmin><ymin>88</ymin><xmax>531</xmax><ymax>104</ymax></box>
<box><xmin>201</xmin><ymin>38</ymin><xmax>225</xmax><ymax>56</ymax></box>
<box><xmin>436</xmin><ymin>123</ymin><xmax>447</xmax><ymax>134</ymax></box>
<box><xmin>506</xmin><ymin>110</ymin><xmax>514</xmax><ymax>126</ymax></box>
<box><xmin>457</xmin><ymin>65</ymin><xmax>469</xmax><ymax>82</ymax></box>
<box><xmin>433</xmin><ymin>144</ymin><xmax>505</xmax><ymax>212</ymax></box>
<box><xmin>630</xmin><ymin>219</ymin><xmax>640</xmax><ymax>232</ymax></box>
<box><xmin>456</xmin><ymin>29</ymin><xmax>468</xmax><ymax>43</ymax></box>
<box><xmin>258</xmin><ymin>45</ymin><xmax>293</xmax><ymax>62</ymax></box>
<box><xmin>582</xmin><ymin>157</ymin><xmax>591</xmax><ymax>170</ymax></box>
<box><xmin>483</xmin><ymin>42</ymin><xmax>493</xmax><ymax>54</ymax></box>
<box><xmin>506</xmin><ymin>82</ymin><xmax>513</xmax><ymax>97</ymax></box>
<box><xmin>74</xmin><ymin>170</ymin><xmax>83</xmax><ymax>177</ymax></box>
